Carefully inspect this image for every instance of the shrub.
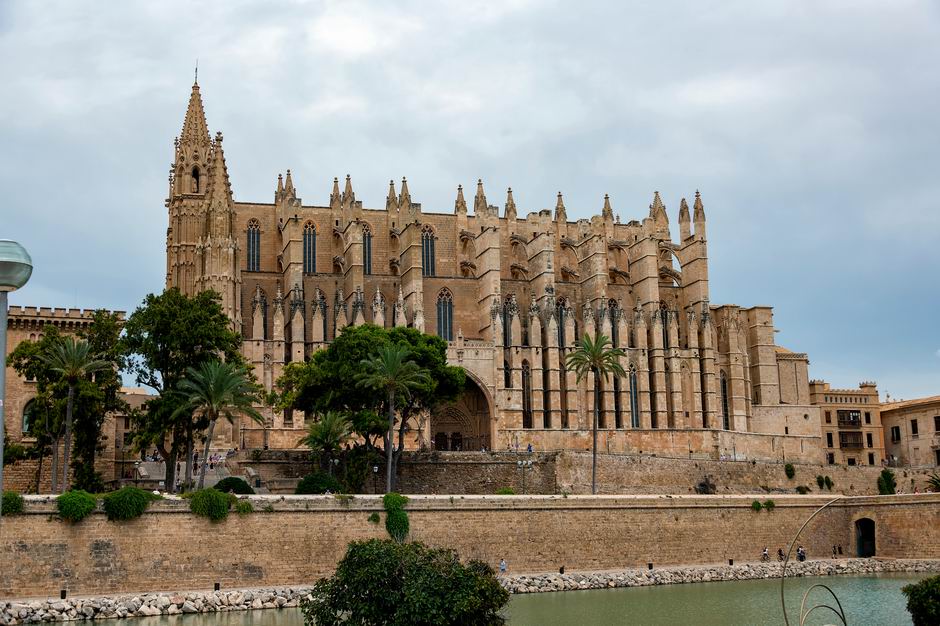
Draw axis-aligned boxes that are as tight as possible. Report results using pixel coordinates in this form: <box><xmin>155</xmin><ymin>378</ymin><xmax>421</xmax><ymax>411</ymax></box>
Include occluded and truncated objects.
<box><xmin>383</xmin><ymin>492</ymin><xmax>408</xmax><ymax>511</ymax></box>
<box><xmin>386</xmin><ymin>509</ymin><xmax>410</xmax><ymax>542</ymax></box>
<box><xmin>234</xmin><ymin>499</ymin><xmax>254</xmax><ymax>515</ymax></box>
<box><xmin>824</xmin><ymin>475</ymin><xmax>834</xmax><ymax>491</ymax></box>
<box><xmin>795</xmin><ymin>485</ymin><xmax>811</xmax><ymax>495</ymax></box>
<box><xmin>301</xmin><ymin>539</ymin><xmax>509</xmax><ymax>626</ymax></box>
<box><xmin>927</xmin><ymin>472</ymin><xmax>940</xmax><ymax>493</ymax></box>
<box><xmin>368</xmin><ymin>512</ymin><xmax>380</xmax><ymax>524</ymax></box>
<box><xmin>2</xmin><ymin>490</ymin><xmax>24</xmax><ymax>515</ymax></box>
<box><xmin>57</xmin><ymin>490</ymin><xmax>97</xmax><ymax>523</ymax></box>
<box><xmin>751</xmin><ymin>500</ymin><xmax>763</xmax><ymax>512</ymax></box>
<box><xmin>763</xmin><ymin>499</ymin><xmax>776</xmax><ymax>511</ymax></box>
<box><xmin>902</xmin><ymin>574</ymin><xmax>940</xmax><ymax>626</ymax></box>
<box><xmin>213</xmin><ymin>477</ymin><xmax>255</xmax><ymax>495</ymax></box>
<box><xmin>296</xmin><ymin>471</ymin><xmax>343</xmax><ymax>495</ymax></box>
<box><xmin>816</xmin><ymin>475</ymin><xmax>825</xmax><ymax>489</ymax></box>
<box><xmin>102</xmin><ymin>487</ymin><xmax>161</xmax><ymax>521</ymax></box>
<box><xmin>189</xmin><ymin>488</ymin><xmax>234</xmax><ymax>522</ymax></box>
<box><xmin>784</xmin><ymin>463</ymin><xmax>795</xmax><ymax>479</ymax></box>
<box><xmin>877</xmin><ymin>469</ymin><xmax>897</xmax><ymax>495</ymax></box>
<box><xmin>495</xmin><ymin>487</ymin><xmax>515</xmax><ymax>495</ymax></box>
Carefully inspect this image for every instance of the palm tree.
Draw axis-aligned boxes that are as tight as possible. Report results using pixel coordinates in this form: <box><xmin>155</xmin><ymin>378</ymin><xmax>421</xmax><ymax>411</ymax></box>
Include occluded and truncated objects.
<box><xmin>357</xmin><ymin>345</ymin><xmax>431</xmax><ymax>493</ymax></box>
<box><xmin>565</xmin><ymin>333</ymin><xmax>626</xmax><ymax>495</ymax></box>
<box><xmin>40</xmin><ymin>337</ymin><xmax>111</xmax><ymax>492</ymax></box>
<box><xmin>299</xmin><ymin>411</ymin><xmax>354</xmax><ymax>474</ymax></box>
<box><xmin>175</xmin><ymin>360</ymin><xmax>263</xmax><ymax>489</ymax></box>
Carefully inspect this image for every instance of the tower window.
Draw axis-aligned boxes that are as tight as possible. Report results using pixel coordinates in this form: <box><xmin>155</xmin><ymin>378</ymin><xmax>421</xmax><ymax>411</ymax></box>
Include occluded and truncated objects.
<box><xmin>436</xmin><ymin>289</ymin><xmax>453</xmax><ymax>341</ymax></box>
<box><xmin>720</xmin><ymin>371</ymin><xmax>730</xmax><ymax>430</ymax></box>
<box><xmin>191</xmin><ymin>167</ymin><xmax>201</xmax><ymax>193</ymax></box>
<box><xmin>421</xmin><ymin>225</ymin><xmax>436</xmax><ymax>277</ymax></box>
<box><xmin>247</xmin><ymin>219</ymin><xmax>261</xmax><ymax>272</ymax></box>
<box><xmin>363</xmin><ymin>225</ymin><xmax>373</xmax><ymax>276</ymax></box>
<box><xmin>521</xmin><ymin>360</ymin><xmax>533</xmax><ymax>429</ymax></box>
<box><xmin>303</xmin><ymin>222</ymin><xmax>316</xmax><ymax>274</ymax></box>
<box><xmin>629</xmin><ymin>367</ymin><xmax>640</xmax><ymax>428</ymax></box>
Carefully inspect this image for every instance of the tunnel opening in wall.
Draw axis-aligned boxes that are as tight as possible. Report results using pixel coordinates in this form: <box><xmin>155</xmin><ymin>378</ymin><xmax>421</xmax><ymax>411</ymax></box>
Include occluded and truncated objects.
<box><xmin>855</xmin><ymin>517</ymin><xmax>876</xmax><ymax>557</ymax></box>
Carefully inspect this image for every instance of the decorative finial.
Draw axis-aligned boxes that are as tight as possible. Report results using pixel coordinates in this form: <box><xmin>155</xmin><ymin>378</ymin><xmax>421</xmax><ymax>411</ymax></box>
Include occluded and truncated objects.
<box><xmin>194</xmin><ymin>59</ymin><xmax>198</xmax><ymax>85</ymax></box>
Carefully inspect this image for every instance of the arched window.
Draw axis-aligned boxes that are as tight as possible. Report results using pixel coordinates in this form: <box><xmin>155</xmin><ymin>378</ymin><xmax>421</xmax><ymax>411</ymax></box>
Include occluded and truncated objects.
<box><xmin>502</xmin><ymin>303</ymin><xmax>512</xmax><ymax>347</ymax></box>
<box><xmin>436</xmin><ymin>289</ymin><xmax>453</xmax><ymax>341</ymax></box>
<box><xmin>247</xmin><ymin>219</ymin><xmax>261</xmax><ymax>272</ymax></box>
<box><xmin>22</xmin><ymin>399</ymin><xmax>37</xmax><ymax>435</ymax></box>
<box><xmin>362</xmin><ymin>224</ymin><xmax>373</xmax><ymax>275</ymax></box>
<box><xmin>421</xmin><ymin>225</ymin><xmax>435</xmax><ymax>277</ymax></box>
<box><xmin>660</xmin><ymin>307</ymin><xmax>670</xmax><ymax>349</ymax></box>
<box><xmin>613</xmin><ymin>375</ymin><xmax>623</xmax><ymax>429</ymax></box>
<box><xmin>556</xmin><ymin>300</ymin><xmax>567</xmax><ymax>347</ymax></box>
<box><xmin>303</xmin><ymin>222</ymin><xmax>317</xmax><ymax>274</ymax></box>
<box><xmin>521</xmin><ymin>360</ymin><xmax>533</xmax><ymax>429</ymax></box>
<box><xmin>608</xmin><ymin>299</ymin><xmax>620</xmax><ymax>347</ymax></box>
<box><xmin>191</xmin><ymin>167</ymin><xmax>201</xmax><ymax>193</ymax></box>
<box><xmin>629</xmin><ymin>367</ymin><xmax>640</xmax><ymax>428</ymax></box>
<box><xmin>504</xmin><ymin>360</ymin><xmax>512</xmax><ymax>389</ymax></box>
<box><xmin>720</xmin><ymin>371</ymin><xmax>730</xmax><ymax>430</ymax></box>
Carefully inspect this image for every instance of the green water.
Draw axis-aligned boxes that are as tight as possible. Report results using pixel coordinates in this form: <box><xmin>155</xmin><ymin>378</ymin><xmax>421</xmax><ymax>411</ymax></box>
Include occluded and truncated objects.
<box><xmin>125</xmin><ymin>574</ymin><xmax>924</xmax><ymax>625</ymax></box>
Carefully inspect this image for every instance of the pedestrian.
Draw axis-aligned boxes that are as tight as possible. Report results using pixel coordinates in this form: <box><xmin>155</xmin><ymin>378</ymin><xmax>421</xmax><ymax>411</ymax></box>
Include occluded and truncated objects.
<box><xmin>499</xmin><ymin>559</ymin><xmax>507</xmax><ymax>575</ymax></box>
<box><xmin>832</xmin><ymin>545</ymin><xmax>837</xmax><ymax>559</ymax></box>
<box><xmin>526</xmin><ymin>443</ymin><xmax>533</xmax><ymax>453</ymax></box>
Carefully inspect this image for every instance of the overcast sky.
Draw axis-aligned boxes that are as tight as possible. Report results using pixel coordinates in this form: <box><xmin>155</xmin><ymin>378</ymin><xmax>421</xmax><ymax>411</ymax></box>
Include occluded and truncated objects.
<box><xmin>1</xmin><ymin>0</ymin><xmax>938</xmax><ymax>399</ymax></box>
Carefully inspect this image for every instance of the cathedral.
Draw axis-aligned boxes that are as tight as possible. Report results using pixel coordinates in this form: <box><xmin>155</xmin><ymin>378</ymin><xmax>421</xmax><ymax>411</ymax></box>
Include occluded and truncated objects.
<box><xmin>165</xmin><ymin>81</ymin><xmax>823</xmax><ymax>462</ymax></box>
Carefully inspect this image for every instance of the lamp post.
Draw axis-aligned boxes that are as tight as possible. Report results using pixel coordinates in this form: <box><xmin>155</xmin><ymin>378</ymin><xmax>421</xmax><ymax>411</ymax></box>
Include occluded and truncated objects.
<box><xmin>0</xmin><ymin>240</ymin><xmax>32</xmax><ymax>520</ymax></box>
<box><xmin>372</xmin><ymin>465</ymin><xmax>379</xmax><ymax>494</ymax></box>
<box><xmin>517</xmin><ymin>459</ymin><xmax>534</xmax><ymax>494</ymax></box>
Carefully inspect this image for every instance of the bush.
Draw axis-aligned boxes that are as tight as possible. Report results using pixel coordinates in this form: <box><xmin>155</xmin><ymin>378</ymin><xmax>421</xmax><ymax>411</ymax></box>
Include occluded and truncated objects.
<box><xmin>795</xmin><ymin>485</ymin><xmax>811</xmax><ymax>495</ymax></box>
<box><xmin>816</xmin><ymin>475</ymin><xmax>825</xmax><ymax>489</ymax></box>
<box><xmin>213</xmin><ymin>477</ymin><xmax>255</xmax><ymax>495</ymax></box>
<box><xmin>57</xmin><ymin>490</ymin><xmax>97</xmax><ymax>523</ymax></box>
<box><xmin>878</xmin><ymin>469</ymin><xmax>897</xmax><ymax>495</ymax></box>
<box><xmin>824</xmin><ymin>475</ymin><xmax>834</xmax><ymax>491</ymax></box>
<box><xmin>383</xmin><ymin>492</ymin><xmax>408</xmax><ymax>511</ymax></box>
<box><xmin>296</xmin><ymin>471</ymin><xmax>344</xmax><ymax>495</ymax></box>
<box><xmin>902</xmin><ymin>574</ymin><xmax>940</xmax><ymax>626</ymax></box>
<box><xmin>368</xmin><ymin>512</ymin><xmax>380</xmax><ymax>524</ymax></box>
<box><xmin>751</xmin><ymin>500</ymin><xmax>763</xmax><ymax>512</ymax></box>
<box><xmin>301</xmin><ymin>539</ymin><xmax>509</xmax><ymax>626</ymax></box>
<box><xmin>2</xmin><ymin>490</ymin><xmax>24</xmax><ymax>515</ymax></box>
<box><xmin>927</xmin><ymin>472</ymin><xmax>940</xmax><ymax>493</ymax></box>
<box><xmin>235</xmin><ymin>499</ymin><xmax>254</xmax><ymax>515</ymax></box>
<box><xmin>383</xmin><ymin>492</ymin><xmax>409</xmax><ymax>543</ymax></box>
<box><xmin>784</xmin><ymin>463</ymin><xmax>795</xmax><ymax>479</ymax></box>
<box><xmin>495</xmin><ymin>487</ymin><xmax>515</xmax><ymax>495</ymax></box>
<box><xmin>102</xmin><ymin>487</ymin><xmax>161</xmax><ymax>521</ymax></box>
<box><xmin>189</xmin><ymin>488</ymin><xmax>234</xmax><ymax>522</ymax></box>
<box><xmin>763</xmin><ymin>499</ymin><xmax>776</xmax><ymax>511</ymax></box>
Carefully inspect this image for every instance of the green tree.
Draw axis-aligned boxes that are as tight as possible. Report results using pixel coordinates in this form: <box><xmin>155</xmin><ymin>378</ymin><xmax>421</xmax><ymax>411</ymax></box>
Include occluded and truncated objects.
<box><xmin>174</xmin><ymin>361</ymin><xmax>263</xmax><ymax>489</ymax></box>
<box><xmin>301</xmin><ymin>539</ymin><xmax>509</xmax><ymax>626</ymax></box>
<box><xmin>39</xmin><ymin>337</ymin><xmax>111</xmax><ymax>493</ymax></box>
<box><xmin>357</xmin><ymin>345</ymin><xmax>431</xmax><ymax>493</ymax></box>
<box><xmin>298</xmin><ymin>411</ymin><xmax>353</xmax><ymax>474</ymax></box>
<box><xmin>121</xmin><ymin>289</ymin><xmax>243</xmax><ymax>493</ymax></box>
<box><xmin>565</xmin><ymin>333</ymin><xmax>626</xmax><ymax>495</ymax></box>
<box><xmin>877</xmin><ymin>468</ymin><xmax>897</xmax><ymax>495</ymax></box>
<box><xmin>903</xmin><ymin>574</ymin><xmax>940</xmax><ymax>626</ymax></box>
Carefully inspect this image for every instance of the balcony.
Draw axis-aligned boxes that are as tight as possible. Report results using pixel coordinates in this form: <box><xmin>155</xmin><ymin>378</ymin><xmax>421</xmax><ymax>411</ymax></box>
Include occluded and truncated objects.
<box><xmin>837</xmin><ymin>418</ymin><xmax>861</xmax><ymax>428</ymax></box>
<box><xmin>839</xmin><ymin>432</ymin><xmax>864</xmax><ymax>449</ymax></box>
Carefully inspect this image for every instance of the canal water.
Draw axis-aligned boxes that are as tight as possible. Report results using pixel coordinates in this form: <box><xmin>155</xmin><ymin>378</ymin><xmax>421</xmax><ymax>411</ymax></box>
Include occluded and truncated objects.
<box><xmin>122</xmin><ymin>573</ymin><xmax>924</xmax><ymax>625</ymax></box>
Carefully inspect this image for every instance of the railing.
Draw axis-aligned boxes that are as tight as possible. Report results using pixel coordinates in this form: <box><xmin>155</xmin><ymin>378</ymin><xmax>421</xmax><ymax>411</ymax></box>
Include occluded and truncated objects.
<box><xmin>837</xmin><ymin>419</ymin><xmax>861</xmax><ymax>428</ymax></box>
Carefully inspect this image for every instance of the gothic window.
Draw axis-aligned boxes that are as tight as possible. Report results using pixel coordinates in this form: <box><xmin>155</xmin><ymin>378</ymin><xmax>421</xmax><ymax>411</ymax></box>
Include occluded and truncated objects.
<box><xmin>542</xmin><ymin>368</ymin><xmax>551</xmax><ymax>429</ymax></box>
<box><xmin>521</xmin><ymin>360</ymin><xmax>533</xmax><ymax>429</ymax></box>
<box><xmin>363</xmin><ymin>224</ymin><xmax>373</xmax><ymax>275</ymax></box>
<box><xmin>556</xmin><ymin>299</ymin><xmax>568</xmax><ymax>346</ymax></box>
<box><xmin>436</xmin><ymin>289</ymin><xmax>453</xmax><ymax>341</ymax></box>
<box><xmin>608</xmin><ymin>299</ymin><xmax>619</xmax><ymax>347</ymax></box>
<box><xmin>720</xmin><ymin>371</ymin><xmax>730</xmax><ymax>430</ymax></box>
<box><xmin>504</xmin><ymin>360</ymin><xmax>512</xmax><ymax>389</ymax></box>
<box><xmin>421</xmin><ymin>225</ymin><xmax>435</xmax><ymax>277</ymax></box>
<box><xmin>629</xmin><ymin>367</ymin><xmax>640</xmax><ymax>428</ymax></box>
<box><xmin>191</xmin><ymin>167</ymin><xmax>201</xmax><ymax>193</ymax></box>
<box><xmin>247</xmin><ymin>219</ymin><xmax>261</xmax><ymax>272</ymax></box>
<box><xmin>660</xmin><ymin>306</ymin><xmax>670</xmax><ymax>349</ymax></box>
<box><xmin>22</xmin><ymin>399</ymin><xmax>37</xmax><ymax>435</ymax></box>
<box><xmin>303</xmin><ymin>222</ymin><xmax>317</xmax><ymax>274</ymax></box>
<box><xmin>502</xmin><ymin>298</ymin><xmax>513</xmax><ymax>346</ymax></box>
<box><xmin>613</xmin><ymin>375</ymin><xmax>623</xmax><ymax>429</ymax></box>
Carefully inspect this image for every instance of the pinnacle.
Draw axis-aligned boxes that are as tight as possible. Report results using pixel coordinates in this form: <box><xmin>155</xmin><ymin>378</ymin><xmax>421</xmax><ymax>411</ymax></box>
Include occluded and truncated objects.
<box><xmin>694</xmin><ymin>190</ymin><xmax>704</xmax><ymax>212</ymax></box>
<box><xmin>602</xmin><ymin>193</ymin><xmax>613</xmax><ymax>218</ymax></box>
<box><xmin>179</xmin><ymin>82</ymin><xmax>210</xmax><ymax>148</ymax></box>
<box><xmin>679</xmin><ymin>197</ymin><xmax>690</xmax><ymax>219</ymax></box>
<box><xmin>455</xmin><ymin>184</ymin><xmax>467</xmax><ymax>212</ymax></box>
<box><xmin>474</xmin><ymin>178</ymin><xmax>487</xmax><ymax>213</ymax></box>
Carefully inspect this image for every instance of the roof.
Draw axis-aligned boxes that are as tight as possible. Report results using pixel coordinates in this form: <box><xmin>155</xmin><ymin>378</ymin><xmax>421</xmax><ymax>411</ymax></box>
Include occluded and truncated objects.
<box><xmin>880</xmin><ymin>395</ymin><xmax>940</xmax><ymax>412</ymax></box>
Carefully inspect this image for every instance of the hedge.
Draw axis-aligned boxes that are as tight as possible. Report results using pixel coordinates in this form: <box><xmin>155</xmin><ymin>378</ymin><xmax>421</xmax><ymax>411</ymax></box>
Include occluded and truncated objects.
<box><xmin>2</xmin><ymin>490</ymin><xmax>24</xmax><ymax>516</ymax></box>
<box><xmin>102</xmin><ymin>487</ymin><xmax>161</xmax><ymax>521</ymax></box>
<box><xmin>57</xmin><ymin>490</ymin><xmax>97</xmax><ymax>523</ymax></box>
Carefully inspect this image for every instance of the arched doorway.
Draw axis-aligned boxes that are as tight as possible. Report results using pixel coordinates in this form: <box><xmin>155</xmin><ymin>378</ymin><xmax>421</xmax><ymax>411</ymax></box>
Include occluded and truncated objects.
<box><xmin>430</xmin><ymin>375</ymin><xmax>492</xmax><ymax>451</ymax></box>
<box><xmin>855</xmin><ymin>518</ymin><xmax>876</xmax><ymax>557</ymax></box>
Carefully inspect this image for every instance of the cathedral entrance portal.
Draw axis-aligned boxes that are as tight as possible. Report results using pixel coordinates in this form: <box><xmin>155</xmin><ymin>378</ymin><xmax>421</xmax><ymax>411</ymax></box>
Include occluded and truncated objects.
<box><xmin>430</xmin><ymin>375</ymin><xmax>492</xmax><ymax>451</ymax></box>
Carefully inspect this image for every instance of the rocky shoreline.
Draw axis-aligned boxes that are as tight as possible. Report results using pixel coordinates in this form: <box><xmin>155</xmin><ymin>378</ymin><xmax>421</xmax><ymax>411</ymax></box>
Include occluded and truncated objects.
<box><xmin>2</xmin><ymin>558</ymin><xmax>938</xmax><ymax>623</ymax></box>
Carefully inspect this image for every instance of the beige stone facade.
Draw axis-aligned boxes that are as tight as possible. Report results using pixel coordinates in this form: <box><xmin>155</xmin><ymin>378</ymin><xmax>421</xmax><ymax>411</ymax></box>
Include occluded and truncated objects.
<box><xmin>809</xmin><ymin>380</ymin><xmax>885</xmax><ymax>467</ymax></box>
<box><xmin>881</xmin><ymin>395</ymin><xmax>940</xmax><ymax>467</ymax></box>
<box><xmin>165</xmin><ymin>81</ymin><xmax>823</xmax><ymax>462</ymax></box>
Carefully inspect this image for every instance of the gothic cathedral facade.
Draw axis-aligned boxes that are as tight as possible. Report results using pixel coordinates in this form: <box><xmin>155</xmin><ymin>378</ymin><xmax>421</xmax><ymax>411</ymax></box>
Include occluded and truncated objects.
<box><xmin>165</xmin><ymin>82</ymin><xmax>823</xmax><ymax>462</ymax></box>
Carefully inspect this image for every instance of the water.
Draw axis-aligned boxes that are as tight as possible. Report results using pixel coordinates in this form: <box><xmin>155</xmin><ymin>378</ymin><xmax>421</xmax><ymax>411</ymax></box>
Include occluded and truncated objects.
<box><xmin>121</xmin><ymin>574</ymin><xmax>924</xmax><ymax>626</ymax></box>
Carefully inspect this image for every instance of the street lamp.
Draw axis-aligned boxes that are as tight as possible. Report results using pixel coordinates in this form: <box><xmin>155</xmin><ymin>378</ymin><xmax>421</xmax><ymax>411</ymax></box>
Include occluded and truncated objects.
<box><xmin>372</xmin><ymin>465</ymin><xmax>379</xmax><ymax>494</ymax></box>
<box><xmin>0</xmin><ymin>240</ymin><xmax>32</xmax><ymax>520</ymax></box>
<box><xmin>517</xmin><ymin>459</ymin><xmax>534</xmax><ymax>494</ymax></box>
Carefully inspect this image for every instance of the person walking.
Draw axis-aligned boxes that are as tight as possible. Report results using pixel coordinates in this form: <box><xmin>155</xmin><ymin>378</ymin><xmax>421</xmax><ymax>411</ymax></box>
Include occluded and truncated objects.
<box><xmin>499</xmin><ymin>559</ymin><xmax>507</xmax><ymax>575</ymax></box>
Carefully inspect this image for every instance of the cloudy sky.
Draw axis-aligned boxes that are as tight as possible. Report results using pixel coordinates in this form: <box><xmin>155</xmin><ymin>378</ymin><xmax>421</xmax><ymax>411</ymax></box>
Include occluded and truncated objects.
<box><xmin>1</xmin><ymin>0</ymin><xmax>938</xmax><ymax>399</ymax></box>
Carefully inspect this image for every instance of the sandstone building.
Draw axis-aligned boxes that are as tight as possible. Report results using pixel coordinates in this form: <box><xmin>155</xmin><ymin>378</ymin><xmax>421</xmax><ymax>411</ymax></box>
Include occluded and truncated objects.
<box><xmin>162</xmin><ymin>80</ymin><xmax>827</xmax><ymax>462</ymax></box>
<box><xmin>809</xmin><ymin>380</ymin><xmax>885</xmax><ymax>467</ymax></box>
<box><xmin>881</xmin><ymin>395</ymin><xmax>940</xmax><ymax>467</ymax></box>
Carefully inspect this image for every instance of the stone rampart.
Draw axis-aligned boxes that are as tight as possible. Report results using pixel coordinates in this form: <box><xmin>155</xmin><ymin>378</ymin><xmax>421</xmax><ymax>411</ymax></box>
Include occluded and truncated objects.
<box><xmin>1</xmin><ymin>493</ymin><xmax>938</xmax><ymax>599</ymax></box>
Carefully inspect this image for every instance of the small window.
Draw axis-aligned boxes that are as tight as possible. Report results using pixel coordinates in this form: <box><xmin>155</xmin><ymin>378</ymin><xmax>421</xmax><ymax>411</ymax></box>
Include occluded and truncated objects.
<box><xmin>246</xmin><ymin>219</ymin><xmax>261</xmax><ymax>272</ymax></box>
<box><xmin>825</xmin><ymin>411</ymin><xmax>831</xmax><ymax>424</ymax></box>
<box><xmin>784</xmin><ymin>426</ymin><xmax>789</xmax><ymax>435</ymax></box>
<box><xmin>303</xmin><ymin>222</ymin><xmax>317</xmax><ymax>274</ymax></box>
<box><xmin>123</xmin><ymin>416</ymin><xmax>130</xmax><ymax>429</ymax></box>
<box><xmin>866</xmin><ymin>432</ymin><xmax>873</xmax><ymax>447</ymax></box>
<box><xmin>868</xmin><ymin>452</ymin><xmax>875</xmax><ymax>465</ymax></box>
<box><xmin>362</xmin><ymin>225</ymin><xmax>373</xmax><ymax>276</ymax></box>
<box><xmin>22</xmin><ymin>399</ymin><xmax>37</xmax><ymax>435</ymax></box>
<box><xmin>934</xmin><ymin>415</ymin><xmax>940</xmax><ymax>432</ymax></box>
<box><xmin>826</xmin><ymin>432</ymin><xmax>833</xmax><ymax>448</ymax></box>
<box><xmin>911</xmin><ymin>419</ymin><xmax>919</xmax><ymax>436</ymax></box>
<box><xmin>827</xmin><ymin>452</ymin><xmax>835</xmax><ymax>465</ymax></box>
<box><xmin>890</xmin><ymin>425</ymin><xmax>901</xmax><ymax>443</ymax></box>
<box><xmin>864</xmin><ymin>411</ymin><xmax>871</xmax><ymax>424</ymax></box>
<box><xmin>847</xmin><ymin>458</ymin><xmax>856</xmax><ymax>466</ymax></box>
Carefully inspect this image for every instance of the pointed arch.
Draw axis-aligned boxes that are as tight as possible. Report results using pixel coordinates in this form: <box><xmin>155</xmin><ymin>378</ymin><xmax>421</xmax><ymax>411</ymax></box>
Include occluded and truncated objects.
<box><xmin>421</xmin><ymin>224</ymin><xmax>436</xmax><ymax>277</ymax></box>
<box><xmin>629</xmin><ymin>366</ymin><xmax>640</xmax><ymax>428</ymax></box>
<box><xmin>246</xmin><ymin>219</ymin><xmax>261</xmax><ymax>272</ymax></box>
<box><xmin>436</xmin><ymin>288</ymin><xmax>454</xmax><ymax>341</ymax></box>
<box><xmin>362</xmin><ymin>222</ymin><xmax>373</xmax><ymax>275</ymax></box>
<box><xmin>303</xmin><ymin>221</ymin><xmax>317</xmax><ymax>274</ymax></box>
<box><xmin>191</xmin><ymin>166</ymin><xmax>201</xmax><ymax>193</ymax></box>
<box><xmin>521</xmin><ymin>360</ymin><xmax>533</xmax><ymax>429</ymax></box>
<box><xmin>720</xmin><ymin>370</ymin><xmax>730</xmax><ymax>430</ymax></box>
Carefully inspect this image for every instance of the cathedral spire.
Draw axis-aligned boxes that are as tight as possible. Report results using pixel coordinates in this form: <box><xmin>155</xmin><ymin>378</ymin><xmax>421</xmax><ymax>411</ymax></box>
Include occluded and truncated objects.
<box><xmin>505</xmin><ymin>187</ymin><xmax>517</xmax><ymax>220</ymax></box>
<box><xmin>693</xmin><ymin>190</ymin><xmax>706</xmax><ymax>240</ymax></box>
<box><xmin>555</xmin><ymin>191</ymin><xmax>567</xmax><ymax>222</ymax></box>
<box><xmin>330</xmin><ymin>177</ymin><xmax>341</xmax><ymax>209</ymax></box>
<box><xmin>398</xmin><ymin>177</ymin><xmax>411</xmax><ymax>208</ymax></box>
<box><xmin>276</xmin><ymin>173</ymin><xmax>284</xmax><ymax>199</ymax></box>
<box><xmin>473</xmin><ymin>179</ymin><xmax>487</xmax><ymax>214</ymax></box>
<box><xmin>602</xmin><ymin>193</ymin><xmax>613</xmax><ymax>220</ymax></box>
<box><xmin>678</xmin><ymin>197</ymin><xmax>691</xmax><ymax>240</ymax></box>
<box><xmin>206</xmin><ymin>132</ymin><xmax>233</xmax><ymax>215</ymax></box>
<box><xmin>455</xmin><ymin>184</ymin><xmax>467</xmax><ymax>214</ymax></box>
<box><xmin>180</xmin><ymin>82</ymin><xmax>210</xmax><ymax>148</ymax></box>
<box><xmin>284</xmin><ymin>169</ymin><xmax>294</xmax><ymax>194</ymax></box>
<box><xmin>650</xmin><ymin>191</ymin><xmax>668</xmax><ymax>222</ymax></box>
<box><xmin>342</xmin><ymin>174</ymin><xmax>355</xmax><ymax>205</ymax></box>
<box><xmin>386</xmin><ymin>179</ymin><xmax>398</xmax><ymax>211</ymax></box>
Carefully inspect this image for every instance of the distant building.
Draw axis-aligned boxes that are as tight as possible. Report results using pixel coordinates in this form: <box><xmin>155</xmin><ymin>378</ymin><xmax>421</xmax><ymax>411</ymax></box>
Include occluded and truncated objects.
<box><xmin>881</xmin><ymin>395</ymin><xmax>940</xmax><ymax>467</ymax></box>
<box><xmin>809</xmin><ymin>380</ymin><xmax>884</xmax><ymax>467</ymax></box>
